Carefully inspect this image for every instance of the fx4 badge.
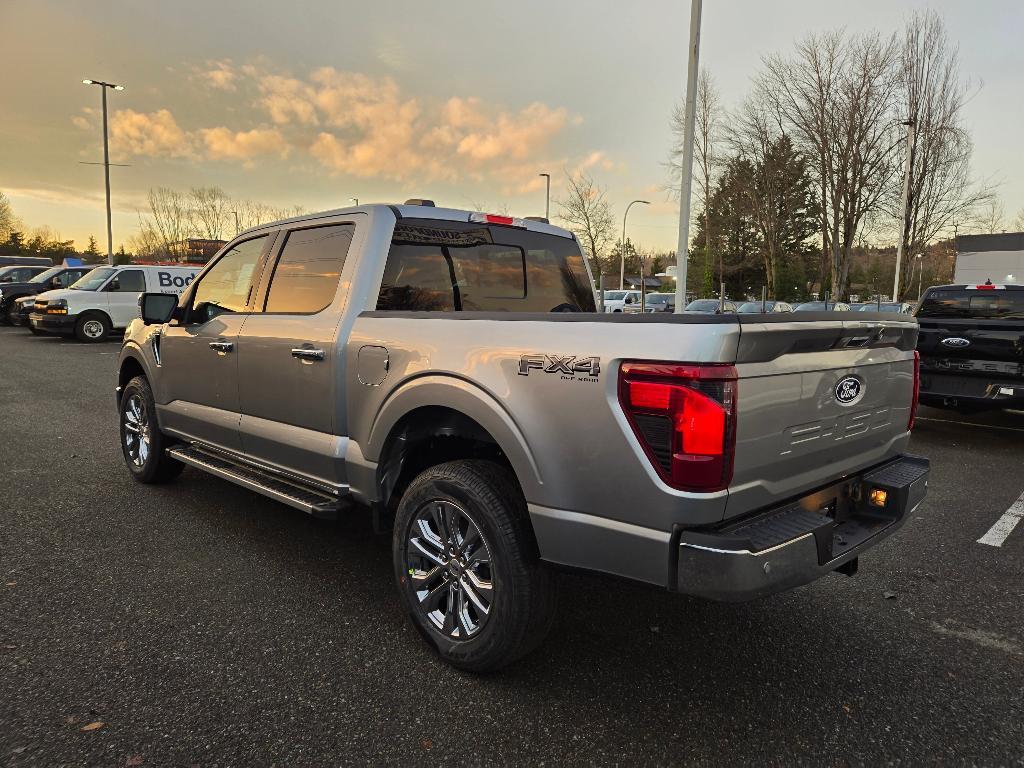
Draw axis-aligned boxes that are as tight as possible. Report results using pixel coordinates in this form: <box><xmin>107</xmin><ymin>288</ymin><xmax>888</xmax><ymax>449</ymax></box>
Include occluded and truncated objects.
<box><xmin>518</xmin><ymin>354</ymin><xmax>601</xmax><ymax>381</ymax></box>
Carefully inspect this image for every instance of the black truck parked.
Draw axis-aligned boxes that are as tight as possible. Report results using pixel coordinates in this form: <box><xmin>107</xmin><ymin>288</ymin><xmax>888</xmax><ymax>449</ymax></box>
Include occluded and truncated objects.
<box><xmin>0</xmin><ymin>265</ymin><xmax>93</xmax><ymax>325</ymax></box>
<box><xmin>915</xmin><ymin>282</ymin><xmax>1024</xmax><ymax>411</ymax></box>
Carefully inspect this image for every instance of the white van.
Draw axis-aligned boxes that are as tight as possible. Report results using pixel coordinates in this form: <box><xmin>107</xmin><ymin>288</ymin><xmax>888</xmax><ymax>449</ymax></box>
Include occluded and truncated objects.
<box><xmin>29</xmin><ymin>264</ymin><xmax>199</xmax><ymax>342</ymax></box>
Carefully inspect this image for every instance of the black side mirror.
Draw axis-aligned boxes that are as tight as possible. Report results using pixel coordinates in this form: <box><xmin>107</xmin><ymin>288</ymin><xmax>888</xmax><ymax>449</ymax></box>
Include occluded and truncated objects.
<box><xmin>51</xmin><ymin>277</ymin><xmax>62</xmax><ymax>287</ymax></box>
<box><xmin>139</xmin><ymin>292</ymin><xmax>177</xmax><ymax>325</ymax></box>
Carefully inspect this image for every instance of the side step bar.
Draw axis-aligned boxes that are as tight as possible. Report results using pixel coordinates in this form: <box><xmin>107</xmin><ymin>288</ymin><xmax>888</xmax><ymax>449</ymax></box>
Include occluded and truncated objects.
<box><xmin>167</xmin><ymin>444</ymin><xmax>346</xmax><ymax>519</ymax></box>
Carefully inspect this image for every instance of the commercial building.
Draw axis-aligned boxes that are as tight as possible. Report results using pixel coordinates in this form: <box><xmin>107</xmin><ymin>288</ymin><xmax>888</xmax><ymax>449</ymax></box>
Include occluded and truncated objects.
<box><xmin>954</xmin><ymin>232</ymin><xmax>1024</xmax><ymax>285</ymax></box>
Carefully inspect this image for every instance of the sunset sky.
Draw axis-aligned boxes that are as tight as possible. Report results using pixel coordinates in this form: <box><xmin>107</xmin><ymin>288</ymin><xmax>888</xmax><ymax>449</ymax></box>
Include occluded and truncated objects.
<box><xmin>2</xmin><ymin>0</ymin><xmax>1022</xmax><ymax>252</ymax></box>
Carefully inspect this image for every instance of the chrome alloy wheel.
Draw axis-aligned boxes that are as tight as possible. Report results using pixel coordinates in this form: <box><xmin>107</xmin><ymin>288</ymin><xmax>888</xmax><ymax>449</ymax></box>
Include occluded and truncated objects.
<box><xmin>82</xmin><ymin>319</ymin><xmax>105</xmax><ymax>339</ymax></box>
<box><xmin>405</xmin><ymin>500</ymin><xmax>494</xmax><ymax>639</ymax></box>
<box><xmin>122</xmin><ymin>394</ymin><xmax>151</xmax><ymax>467</ymax></box>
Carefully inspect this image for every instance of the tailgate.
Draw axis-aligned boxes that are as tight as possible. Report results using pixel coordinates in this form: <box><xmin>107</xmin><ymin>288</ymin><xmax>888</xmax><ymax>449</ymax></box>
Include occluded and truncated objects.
<box><xmin>725</xmin><ymin>315</ymin><xmax>918</xmax><ymax>518</ymax></box>
<box><xmin>917</xmin><ymin>318</ymin><xmax>1024</xmax><ymax>380</ymax></box>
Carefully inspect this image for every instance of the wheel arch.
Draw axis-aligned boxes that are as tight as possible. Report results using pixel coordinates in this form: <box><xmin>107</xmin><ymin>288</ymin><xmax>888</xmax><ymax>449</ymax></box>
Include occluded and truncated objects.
<box><xmin>367</xmin><ymin>376</ymin><xmax>542</xmax><ymax>519</ymax></box>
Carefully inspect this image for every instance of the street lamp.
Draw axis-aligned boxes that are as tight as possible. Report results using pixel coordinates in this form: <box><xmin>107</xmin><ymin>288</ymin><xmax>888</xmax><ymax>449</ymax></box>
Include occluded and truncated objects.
<box><xmin>538</xmin><ymin>173</ymin><xmax>550</xmax><ymax>221</ymax></box>
<box><xmin>916</xmin><ymin>253</ymin><xmax>924</xmax><ymax>303</ymax></box>
<box><xmin>349</xmin><ymin>197</ymin><xmax>359</xmax><ymax>206</ymax></box>
<box><xmin>622</xmin><ymin>199</ymin><xmax>647</xmax><ymax>290</ymax></box>
<box><xmin>82</xmin><ymin>78</ymin><xmax>124</xmax><ymax>265</ymax></box>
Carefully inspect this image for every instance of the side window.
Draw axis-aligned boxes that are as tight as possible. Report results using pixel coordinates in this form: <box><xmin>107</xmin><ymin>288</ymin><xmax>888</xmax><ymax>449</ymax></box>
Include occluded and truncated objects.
<box><xmin>111</xmin><ymin>270</ymin><xmax>145</xmax><ymax>292</ymax></box>
<box><xmin>190</xmin><ymin>235</ymin><xmax>268</xmax><ymax>323</ymax></box>
<box><xmin>264</xmin><ymin>224</ymin><xmax>353</xmax><ymax>314</ymax></box>
<box><xmin>377</xmin><ymin>245</ymin><xmax>457</xmax><ymax>311</ymax></box>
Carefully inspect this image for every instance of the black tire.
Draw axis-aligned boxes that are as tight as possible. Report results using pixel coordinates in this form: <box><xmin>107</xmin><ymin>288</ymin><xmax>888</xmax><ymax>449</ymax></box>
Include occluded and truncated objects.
<box><xmin>29</xmin><ymin>325</ymin><xmax>44</xmax><ymax>335</ymax></box>
<box><xmin>119</xmin><ymin>376</ymin><xmax>183</xmax><ymax>484</ymax></box>
<box><xmin>3</xmin><ymin>301</ymin><xmax>17</xmax><ymax>325</ymax></box>
<box><xmin>74</xmin><ymin>311</ymin><xmax>111</xmax><ymax>343</ymax></box>
<box><xmin>393</xmin><ymin>460</ymin><xmax>556</xmax><ymax>672</ymax></box>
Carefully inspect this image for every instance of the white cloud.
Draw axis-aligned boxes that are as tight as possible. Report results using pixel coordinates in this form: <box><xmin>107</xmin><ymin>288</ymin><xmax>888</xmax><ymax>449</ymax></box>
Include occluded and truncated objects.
<box><xmin>109</xmin><ymin>109</ymin><xmax>195</xmax><ymax>160</ymax></box>
<box><xmin>200</xmin><ymin>126</ymin><xmax>290</xmax><ymax>165</ymax></box>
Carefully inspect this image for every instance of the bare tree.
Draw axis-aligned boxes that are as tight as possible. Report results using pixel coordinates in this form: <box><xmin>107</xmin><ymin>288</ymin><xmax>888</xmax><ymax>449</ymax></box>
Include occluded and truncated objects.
<box><xmin>555</xmin><ymin>171</ymin><xmax>616</xmax><ymax>279</ymax></box>
<box><xmin>0</xmin><ymin>191</ymin><xmax>20</xmax><ymax>240</ymax></box>
<box><xmin>189</xmin><ymin>186</ymin><xmax>232</xmax><ymax>240</ymax></box>
<box><xmin>891</xmin><ymin>10</ymin><xmax>995</xmax><ymax>296</ymax></box>
<box><xmin>147</xmin><ymin>187</ymin><xmax>192</xmax><ymax>260</ymax></box>
<box><xmin>1013</xmin><ymin>208</ymin><xmax>1024</xmax><ymax>232</ymax></box>
<box><xmin>669</xmin><ymin>70</ymin><xmax>720</xmax><ymax>291</ymax></box>
<box><xmin>760</xmin><ymin>29</ymin><xmax>902</xmax><ymax>297</ymax></box>
<box><xmin>126</xmin><ymin>215</ymin><xmax>165</xmax><ymax>260</ymax></box>
<box><xmin>979</xmin><ymin>199</ymin><xmax>1006</xmax><ymax>234</ymax></box>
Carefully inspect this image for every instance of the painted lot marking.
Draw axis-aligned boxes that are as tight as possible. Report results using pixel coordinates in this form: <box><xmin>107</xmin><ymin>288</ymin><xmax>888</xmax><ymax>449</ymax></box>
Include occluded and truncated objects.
<box><xmin>978</xmin><ymin>490</ymin><xmax>1024</xmax><ymax>547</ymax></box>
<box><xmin>916</xmin><ymin>416</ymin><xmax>1024</xmax><ymax>434</ymax></box>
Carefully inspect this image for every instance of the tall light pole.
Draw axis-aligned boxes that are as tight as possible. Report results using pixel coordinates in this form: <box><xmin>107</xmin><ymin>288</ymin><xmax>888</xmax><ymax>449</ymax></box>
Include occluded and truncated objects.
<box><xmin>673</xmin><ymin>0</ymin><xmax>703</xmax><ymax>312</ymax></box>
<box><xmin>349</xmin><ymin>197</ymin><xmax>359</xmax><ymax>206</ymax></box>
<box><xmin>892</xmin><ymin>118</ymin><xmax>916</xmax><ymax>301</ymax></box>
<box><xmin>620</xmin><ymin>199</ymin><xmax>649</xmax><ymax>290</ymax></box>
<box><xmin>538</xmin><ymin>173</ymin><xmax>550</xmax><ymax>220</ymax></box>
<box><xmin>916</xmin><ymin>253</ymin><xmax>924</xmax><ymax>302</ymax></box>
<box><xmin>83</xmin><ymin>79</ymin><xmax>124</xmax><ymax>265</ymax></box>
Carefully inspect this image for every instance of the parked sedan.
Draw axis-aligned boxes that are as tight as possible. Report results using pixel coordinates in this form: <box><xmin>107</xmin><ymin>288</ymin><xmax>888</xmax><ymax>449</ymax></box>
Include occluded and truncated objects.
<box><xmin>684</xmin><ymin>299</ymin><xmax>738</xmax><ymax>314</ymax></box>
<box><xmin>794</xmin><ymin>301</ymin><xmax>851</xmax><ymax>312</ymax></box>
<box><xmin>736</xmin><ymin>300</ymin><xmax>793</xmax><ymax>313</ymax></box>
<box><xmin>856</xmin><ymin>301</ymin><xmax>914</xmax><ymax>314</ymax></box>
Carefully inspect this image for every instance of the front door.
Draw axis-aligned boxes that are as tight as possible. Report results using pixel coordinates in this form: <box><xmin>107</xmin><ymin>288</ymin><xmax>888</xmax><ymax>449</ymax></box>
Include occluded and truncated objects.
<box><xmin>237</xmin><ymin>222</ymin><xmax>356</xmax><ymax>484</ymax></box>
<box><xmin>156</xmin><ymin>233</ymin><xmax>274</xmax><ymax>452</ymax></box>
<box><xmin>105</xmin><ymin>268</ymin><xmax>146</xmax><ymax>328</ymax></box>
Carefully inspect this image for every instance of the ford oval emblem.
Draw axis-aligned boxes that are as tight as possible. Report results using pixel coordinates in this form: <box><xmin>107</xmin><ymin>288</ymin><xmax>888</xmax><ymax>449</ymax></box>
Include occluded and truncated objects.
<box><xmin>835</xmin><ymin>376</ymin><xmax>863</xmax><ymax>405</ymax></box>
<box><xmin>941</xmin><ymin>337</ymin><xmax>971</xmax><ymax>348</ymax></box>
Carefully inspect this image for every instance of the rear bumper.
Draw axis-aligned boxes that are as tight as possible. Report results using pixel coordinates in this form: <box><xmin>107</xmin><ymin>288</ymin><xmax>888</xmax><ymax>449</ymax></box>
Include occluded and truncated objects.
<box><xmin>919</xmin><ymin>371</ymin><xmax>1024</xmax><ymax>409</ymax></box>
<box><xmin>674</xmin><ymin>455</ymin><xmax>930</xmax><ymax>601</ymax></box>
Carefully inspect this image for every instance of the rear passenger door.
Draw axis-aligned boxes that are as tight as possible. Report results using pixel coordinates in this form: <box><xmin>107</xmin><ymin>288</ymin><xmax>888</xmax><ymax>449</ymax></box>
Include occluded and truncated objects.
<box><xmin>236</xmin><ymin>221</ymin><xmax>357</xmax><ymax>485</ymax></box>
<box><xmin>105</xmin><ymin>269</ymin><xmax>146</xmax><ymax>327</ymax></box>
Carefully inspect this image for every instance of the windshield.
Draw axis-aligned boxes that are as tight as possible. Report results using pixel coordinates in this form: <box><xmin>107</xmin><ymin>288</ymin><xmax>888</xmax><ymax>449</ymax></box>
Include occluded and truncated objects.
<box><xmin>917</xmin><ymin>289</ymin><xmax>1024</xmax><ymax>319</ymax></box>
<box><xmin>29</xmin><ymin>267</ymin><xmax>63</xmax><ymax>284</ymax></box>
<box><xmin>685</xmin><ymin>300</ymin><xmax>721</xmax><ymax>312</ymax></box>
<box><xmin>737</xmin><ymin>301</ymin><xmax>774</xmax><ymax>313</ymax></box>
<box><xmin>605</xmin><ymin>291</ymin><xmax>626</xmax><ymax>301</ymax></box>
<box><xmin>70</xmin><ymin>267</ymin><xmax>116</xmax><ymax>291</ymax></box>
<box><xmin>0</xmin><ymin>267</ymin><xmax>17</xmax><ymax>280</ymax></box>
<box><xmin>646</xmin><ymin>294</ymin><xmax>671</xmax><ymax>304</ymax></box>
<box><xmin>858</xmin><ymin>302</ymin><xmax>901</xmax><ymax>312</ymax></box>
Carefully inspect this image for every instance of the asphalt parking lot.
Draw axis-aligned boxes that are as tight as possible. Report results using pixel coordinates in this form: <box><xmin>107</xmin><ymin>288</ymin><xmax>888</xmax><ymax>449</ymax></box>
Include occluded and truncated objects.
<box><xmin>1</xmin><ymin>326</ymin><xmax>1022</xmax><ymax>766</ymax></box>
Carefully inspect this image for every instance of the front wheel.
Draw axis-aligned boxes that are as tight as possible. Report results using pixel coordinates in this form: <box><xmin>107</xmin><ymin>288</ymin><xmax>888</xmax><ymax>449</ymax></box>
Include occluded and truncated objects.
<box><xmin>75</xmin><ymin>312</ymin><xmax>111</xmax><ymax>343</ymax></box>
<box><xmin>119</xmin><ymin>376</ymin><xmax>183</xmax><ymax>483</ymax></box>
<box><xmin>393</xmin><ymin>460</ymin><xmax>556</xmax><ymax>672</ymax></box>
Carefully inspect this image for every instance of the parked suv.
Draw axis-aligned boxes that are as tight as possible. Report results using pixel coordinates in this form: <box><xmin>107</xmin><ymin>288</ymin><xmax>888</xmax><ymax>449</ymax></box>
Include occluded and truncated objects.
<box><xmin>916</xmin><ymin>282</ymin><xmax>1024</xmax><ymax>411</ymax></box>
<box><xmin>0</xmin><ymin>264</ymin><xmax>93</xmax><ymax>324</ymax></box>
<box><xmin>116</xmin><ymin>202</ymin><xmax>928</xmax><ymax>671</ymax></box>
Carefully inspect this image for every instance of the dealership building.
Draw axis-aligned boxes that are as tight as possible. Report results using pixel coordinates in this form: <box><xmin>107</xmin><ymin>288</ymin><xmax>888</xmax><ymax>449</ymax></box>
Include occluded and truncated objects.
<box><xmin>954</xmin><ymin>232</ymin><xmax>1024</xmax><ymax>285</ymax></box>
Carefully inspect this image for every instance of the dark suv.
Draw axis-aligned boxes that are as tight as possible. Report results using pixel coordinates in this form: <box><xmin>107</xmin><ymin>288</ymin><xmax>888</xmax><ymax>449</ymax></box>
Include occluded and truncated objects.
<box><xmin>0</xmin><ymin>265</ymin><xmax>93</xmax><ymax>325</ymax></box>
<box><xmin>916</xmin><ymin>283</ymin><xmax>1024</xmax><ymax>411</ymax></box>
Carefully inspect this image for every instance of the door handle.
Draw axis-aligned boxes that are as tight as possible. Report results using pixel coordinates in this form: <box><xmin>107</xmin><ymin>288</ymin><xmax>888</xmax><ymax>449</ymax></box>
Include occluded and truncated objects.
<box><xmin>209</xmin><ymin>340</ymin><xmax>233</xmax><ymax>353</ymax></box>
<box><xmin>291</xmin><ymin>347</ymin><xmax>325</xmax><ymax>361</ymax></box>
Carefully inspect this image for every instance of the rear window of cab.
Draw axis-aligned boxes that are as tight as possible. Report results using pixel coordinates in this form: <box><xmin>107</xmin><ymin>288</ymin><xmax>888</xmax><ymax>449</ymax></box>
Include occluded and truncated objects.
<box><xmin>917</xmin><ymin>289</ymin><xmax>1024</xmax><ymax>319</ymax></box>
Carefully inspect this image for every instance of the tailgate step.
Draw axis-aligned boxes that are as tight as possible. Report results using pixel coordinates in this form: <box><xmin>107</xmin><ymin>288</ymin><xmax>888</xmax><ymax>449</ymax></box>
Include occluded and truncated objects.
<box><xmin>725</xmin><ymin>506</ymin><xmax>832</xmax><ymax>553</ymax></box>
<box><xmin>167</xmin><ymin>444</ymin><xmax>345</xmax><ymax>519</ymax></box>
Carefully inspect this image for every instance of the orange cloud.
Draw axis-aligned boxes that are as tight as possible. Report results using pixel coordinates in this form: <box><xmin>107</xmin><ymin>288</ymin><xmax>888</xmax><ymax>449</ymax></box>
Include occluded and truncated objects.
<box><xmin>200</xmin><ymin>126</ymin><xmax>289</xmax><ymax>164</ymax></box>
<box><xmin>109</xmin><ymin>109</ymin><xmax>194</xmax><ymax>160</ymax></box>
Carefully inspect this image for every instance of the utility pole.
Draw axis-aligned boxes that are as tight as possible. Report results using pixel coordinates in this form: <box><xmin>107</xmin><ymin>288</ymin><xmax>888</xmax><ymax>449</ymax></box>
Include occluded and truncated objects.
<box><xmin>232</xmin><ymin>210</ymin><xmax>241</xmax><ymax>236</ymax></box>
<box><xmin>893</xmin><ymin>119</ymin><xmax>916</xmax><ymax>301</ymax></box>
<box><xmin>83</xmin><ymin>79</ymin><xmax>124</xmax><ymax>265</ymax></box>
<box><xmin>673</xmin><ymin>0</ymin><xmax>702</xmax><ymax>312</ymax></box>
<box><xmin>538</xmin><ymin>173</ymin><xmax>551</xmax><ymax>220</ymax></box>
<box><xmin>620</xmin><ymin>200</ymin><xmax>649</xmax><ymax>290</ymax></box>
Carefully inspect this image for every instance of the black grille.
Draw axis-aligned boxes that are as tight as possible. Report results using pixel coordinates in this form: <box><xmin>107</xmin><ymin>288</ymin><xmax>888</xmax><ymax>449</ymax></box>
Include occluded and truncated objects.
<box><xmin>633</xmin><ymin>414</ymin><xmax>672</xmax><ymax>472</ymax></box>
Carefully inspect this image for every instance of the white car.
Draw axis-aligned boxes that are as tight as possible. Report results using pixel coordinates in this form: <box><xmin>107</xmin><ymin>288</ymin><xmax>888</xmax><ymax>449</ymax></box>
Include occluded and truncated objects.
<box><xmin>29</xmin><ymin>264</ymin><xmax>199</xmax><ymax>342</ymax></box>
<box><xmin>602</xmin><ymin>290</ymin><xmax>642</xmax><ymax>313</ymax></box>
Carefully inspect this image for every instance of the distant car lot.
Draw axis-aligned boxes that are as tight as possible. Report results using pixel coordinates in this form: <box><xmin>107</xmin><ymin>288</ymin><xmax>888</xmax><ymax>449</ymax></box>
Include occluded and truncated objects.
<box><xmin>1</xmin><ymin>326</ymin><xmax>1022</xmax><ymax>764</ymax></box>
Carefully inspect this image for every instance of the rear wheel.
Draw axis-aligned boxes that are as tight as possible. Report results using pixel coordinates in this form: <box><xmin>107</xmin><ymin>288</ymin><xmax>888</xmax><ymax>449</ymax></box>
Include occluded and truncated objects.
<box><xmin>393</xmin><ymin>460</ymin><xmax>556</xmax><ymax>672</ymax></box>
<box><xmin>75</xmin><ymin>312</ymin><xmax>111</xmax><ymax>343</ymax></box>
<box><xmin>4</xmin><ymin>302</ymin><xmax>19</xmax><ymax>325</ymax></box>
<box><xmin>120</xmin><ymin>376</ymin><xmax>183</xmax><ymax>483</ymax></box>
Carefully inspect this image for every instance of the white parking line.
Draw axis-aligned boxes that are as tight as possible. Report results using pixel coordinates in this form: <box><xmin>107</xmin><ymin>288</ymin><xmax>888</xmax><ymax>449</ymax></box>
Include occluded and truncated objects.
<box><xmin>978</xmin><ymin>490</ymin><xmax>1024</xmax><ymax>547</ymax></box>
<box><xmin>916</xmin><ymin>417</ymin><xmax>1024</xmax><ymax>434</ymax></box>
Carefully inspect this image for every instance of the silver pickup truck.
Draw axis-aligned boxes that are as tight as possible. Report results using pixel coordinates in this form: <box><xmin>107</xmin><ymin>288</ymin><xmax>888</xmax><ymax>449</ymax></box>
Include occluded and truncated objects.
<box><xmin>116</xmin><ymin>201</ymin><xmax>930</xmax><ymax>671</ymax></box>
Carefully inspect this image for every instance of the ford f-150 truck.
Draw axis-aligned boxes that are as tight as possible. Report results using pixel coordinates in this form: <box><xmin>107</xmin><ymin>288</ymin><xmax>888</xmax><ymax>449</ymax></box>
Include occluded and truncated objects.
<box><xmin>115</xmin><ymin>202</ymin><xmax>929</xmax><ymax>671</ymax></box>
<box><xmin>916</xmin><ymin>282</ymin><xmax>1024</xmax><ymax>410</ymax></box>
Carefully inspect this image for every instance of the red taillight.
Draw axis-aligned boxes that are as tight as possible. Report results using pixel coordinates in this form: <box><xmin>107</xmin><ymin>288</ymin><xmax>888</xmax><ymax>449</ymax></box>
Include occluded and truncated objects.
<box><xmin>908</xmin><ymin>350</ymin><xmax>920</xmax><ymax>431</ymax></box>
<box><xmin>618</xmin><ymin>361</ymin><xmax>737</xmax><ymax>492</ymax></box>
<box><xmin>974</xmin><ymin>284</ymin><xmax>997</xmax><ymax>290</ymax></box>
